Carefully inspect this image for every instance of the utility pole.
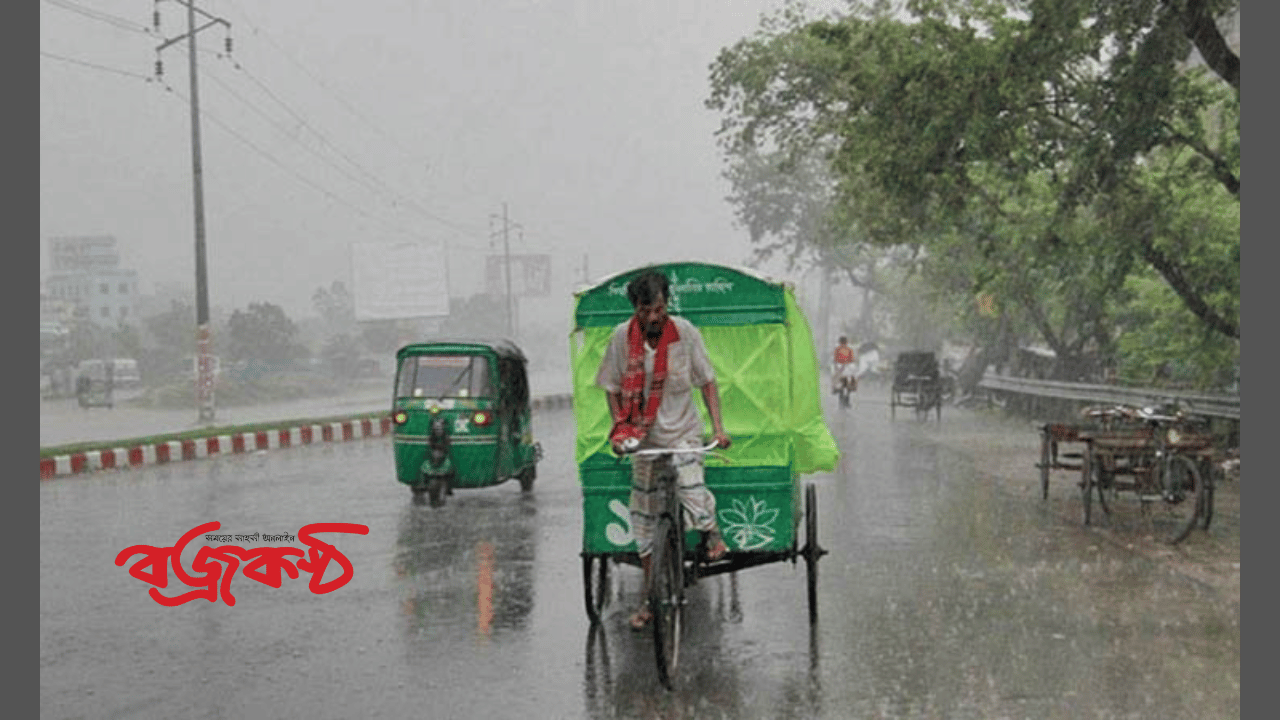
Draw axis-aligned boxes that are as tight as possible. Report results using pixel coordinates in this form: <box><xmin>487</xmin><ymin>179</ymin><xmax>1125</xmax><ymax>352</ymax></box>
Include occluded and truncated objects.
<box><xmin>489</xmin><ymin>203</ymin><xmax>522</xmax><ymax>340</ymax></box>
<box><xmin>156</xmin><ymin>1</ymin><xmax>230</xmax><ymax>424</ymax></box>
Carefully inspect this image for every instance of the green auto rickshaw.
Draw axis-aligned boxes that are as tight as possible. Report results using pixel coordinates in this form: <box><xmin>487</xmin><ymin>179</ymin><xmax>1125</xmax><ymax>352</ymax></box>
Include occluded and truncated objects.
<box><xmin>391</xmin><ymin>339</ymin><xmax>541</xmax><ymax>506</ymax></box>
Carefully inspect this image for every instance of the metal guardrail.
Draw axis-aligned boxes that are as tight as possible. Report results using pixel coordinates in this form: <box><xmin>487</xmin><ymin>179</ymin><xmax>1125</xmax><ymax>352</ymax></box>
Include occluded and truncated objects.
<box><xmin>977</xmin><ymin>373</ymin><xmax>1240</xmax><ymax>420</ymax></box>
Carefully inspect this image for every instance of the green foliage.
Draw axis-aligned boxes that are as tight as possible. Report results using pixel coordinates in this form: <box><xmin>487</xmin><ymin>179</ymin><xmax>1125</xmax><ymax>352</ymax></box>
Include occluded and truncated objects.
<box><xmin>320</xmin><ymin>333</ymin><xmax>362</xmax><ymax>378</ymax></box>
<box><xmin>142</xmin><ymin>300</ymin><xmax>197</xmax><ymax>377</ymax></box>
<box><xmin>311</xmin><ymin>280</ymin><xmax>356</xmax><ymax>332</ymax></box>
<box><xmin>707</xmin><ymin>0</ymin><xmax>1239</xmax><ymax>387</ymax></box>
<box><xmin>360</xmin><ymin>319</ymin><xmax>414</xmax><ymax>353</ymax></box>
<box><xmin>1114</xmin><ymin>271</ymin><xmax>1239</xmax><ymax>390</ymax></box>
<box><xmin>226</xmin><ymin>302</ymin><xmax>308</xmax><ymax>362</ymax></box>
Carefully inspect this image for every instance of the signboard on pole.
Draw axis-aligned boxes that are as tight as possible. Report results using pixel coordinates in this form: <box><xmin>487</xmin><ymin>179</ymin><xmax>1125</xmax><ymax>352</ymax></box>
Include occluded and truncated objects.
<box><xmin>351</xmin><ymin>241</ymin><xmax>450</xmax><ymax>320</ymax></box>
<box><xmin>486</xmin><ymin>254</ymin><xmax>551</xmax><ymax>298</ymax></box>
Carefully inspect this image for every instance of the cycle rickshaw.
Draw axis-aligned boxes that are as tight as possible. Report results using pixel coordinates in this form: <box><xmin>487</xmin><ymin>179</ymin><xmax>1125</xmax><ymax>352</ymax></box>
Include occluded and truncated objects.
<box><xmin>570</xmin><ymin>262</ymin><xmax>839</xmax><ymax>688</ymax></box>
<box><xmin>1036</xmin><ymin>403</ymin><xmax>1217</xmax><ymax>544</ymax></box>
<box><xmin>390</xmin><ymin>339</ymin><xmax>541</xmax><ymax>506</ymax></box>
<box><xmin>890</xmin><ymin>350</ymin><xmax>943</xmax><ymax>421</ymax></box>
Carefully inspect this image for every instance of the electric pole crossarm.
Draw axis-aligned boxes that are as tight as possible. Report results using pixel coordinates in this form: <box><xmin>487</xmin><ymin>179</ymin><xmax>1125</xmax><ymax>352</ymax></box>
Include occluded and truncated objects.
<box><xmin>156</xmin><ymin>18</ymin><xmax>229</xmax><ymax>52</ymax></box>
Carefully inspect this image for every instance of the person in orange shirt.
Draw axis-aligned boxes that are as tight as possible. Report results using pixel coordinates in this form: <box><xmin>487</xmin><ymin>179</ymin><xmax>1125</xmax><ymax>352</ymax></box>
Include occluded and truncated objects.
<box><xmin>832</xmin><ymin>336</ymin><xmax>857</xmax><ymax>396</ymax></box>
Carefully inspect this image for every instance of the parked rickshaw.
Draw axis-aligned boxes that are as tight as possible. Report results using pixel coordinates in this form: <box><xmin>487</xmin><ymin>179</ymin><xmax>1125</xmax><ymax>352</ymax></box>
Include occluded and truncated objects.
<box><xmin>1069</xmin><ymin>404</ymin><xmax>1216</xmax><ymax>544</ymax></box>
<box><xmin>391</xmin><ymin>340</ymin><xmax>541</xmax><ymax>506</ymax></box>
<box><xmin>890</xmin><ymin>350</ymin><xmax>943</xmax><ymax>421</ymax></box>
<box><xmin>570</xmin><ymin>262</ymin><xmax>839</xmax><ymax>687</ymax></box>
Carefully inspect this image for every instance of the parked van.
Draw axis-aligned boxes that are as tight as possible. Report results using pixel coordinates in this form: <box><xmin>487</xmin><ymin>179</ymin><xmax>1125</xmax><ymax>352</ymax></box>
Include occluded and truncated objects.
<box><xmin>75</xmin><ymin>358</ymin><xmax>142</xmax><ymax>388</ymax></box>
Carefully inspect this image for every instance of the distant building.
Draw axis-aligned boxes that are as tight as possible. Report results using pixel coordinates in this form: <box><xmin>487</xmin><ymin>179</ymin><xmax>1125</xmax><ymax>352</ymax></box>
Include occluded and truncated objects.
<box><xmin>44</xmin><ymin>235</ymin><xmax>139</xmax><ymax>327</ymax></box>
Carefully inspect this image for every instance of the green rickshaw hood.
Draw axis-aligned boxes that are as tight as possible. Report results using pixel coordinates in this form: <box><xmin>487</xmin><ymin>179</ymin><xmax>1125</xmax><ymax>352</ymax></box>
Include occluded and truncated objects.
<box><xmin>569</xmin><ymin>262</ymin><xmax>839</xmax><ymax>476</ymax></box>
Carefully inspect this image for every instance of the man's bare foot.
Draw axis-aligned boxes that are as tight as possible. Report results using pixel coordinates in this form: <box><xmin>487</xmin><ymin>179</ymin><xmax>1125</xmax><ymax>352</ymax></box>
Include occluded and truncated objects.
<box><xmin>706</xmin><ymin>538</ymin><xmax>729</xmax><ymax>562</ymax></box>
<box><xmin>629</xmin><ymin>604</ymin><xmax>653</xmax><ymax>630</ymax></box>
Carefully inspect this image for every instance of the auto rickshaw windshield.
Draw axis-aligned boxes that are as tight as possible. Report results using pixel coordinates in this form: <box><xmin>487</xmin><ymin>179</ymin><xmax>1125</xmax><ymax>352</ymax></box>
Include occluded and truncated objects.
<box><xmin>396</xmin><ymin>354</ymin><xmax>492</xmax><ymax>398</ymax></box>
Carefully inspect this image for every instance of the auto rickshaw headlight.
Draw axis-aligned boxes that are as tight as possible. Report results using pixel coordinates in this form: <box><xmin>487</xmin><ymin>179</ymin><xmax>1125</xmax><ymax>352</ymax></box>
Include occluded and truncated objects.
<box><xmin>472</xmin><ymin>411</ymin><xmax>491</xmax><ymax>426</ymax></box>
<box><xmin>392</xmin><ymin>411</ymin><xmax>408</xmax><ymax>425</ymax></box>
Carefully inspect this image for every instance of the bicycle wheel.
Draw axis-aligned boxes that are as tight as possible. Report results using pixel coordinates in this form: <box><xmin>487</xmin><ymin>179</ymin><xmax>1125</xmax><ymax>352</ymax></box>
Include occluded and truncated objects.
<box><xmin>650</xmin><ymin>515</ymin><xmax>683</xmax><ymax>689</ymax></box>
<box><xmin>583</xmin><ymin>555</ymin><xmax>611</xmax><ymax>624</ymax></box>
<box><xmin>1159</xmin><ymin>454</ymin><xmax>1205</xmax><ymax>544</ymax></box>
<box><xmin>804</xmin><ymin>483</ymin><xmax>821</xmax><ymax>625</ymax></box>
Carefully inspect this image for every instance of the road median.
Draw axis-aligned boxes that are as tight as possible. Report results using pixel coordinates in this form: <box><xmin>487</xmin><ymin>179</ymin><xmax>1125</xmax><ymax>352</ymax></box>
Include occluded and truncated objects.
<box><xmin>40</xmin><ymin>392</ymin><xmax>573</xmax><ymax>480</ymax></box>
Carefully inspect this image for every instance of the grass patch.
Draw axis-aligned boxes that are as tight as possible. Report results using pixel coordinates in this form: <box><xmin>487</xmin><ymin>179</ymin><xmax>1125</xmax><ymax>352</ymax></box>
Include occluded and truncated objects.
<box><xmin>39</xmin><ymin>409</ymin><xmax>389</xmax><ymax>459</ymax></box>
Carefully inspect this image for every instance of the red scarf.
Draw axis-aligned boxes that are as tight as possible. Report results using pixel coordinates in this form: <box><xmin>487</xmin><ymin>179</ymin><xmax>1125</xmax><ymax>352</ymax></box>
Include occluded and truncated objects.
<box><xmin>611</xmin><ymin>316</ymin><xmax>679</xmax><ymax>448</ymax></box>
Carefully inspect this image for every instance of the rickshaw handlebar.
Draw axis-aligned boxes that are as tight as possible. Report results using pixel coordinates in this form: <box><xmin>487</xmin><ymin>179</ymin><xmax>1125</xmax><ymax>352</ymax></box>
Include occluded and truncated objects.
<box><xmin>626</xmin><ymin>441</ymin><xmax>722</xmax><ymax>457</ymax></box>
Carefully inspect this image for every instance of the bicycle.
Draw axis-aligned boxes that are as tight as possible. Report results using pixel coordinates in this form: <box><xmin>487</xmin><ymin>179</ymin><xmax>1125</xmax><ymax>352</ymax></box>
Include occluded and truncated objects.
<box><xmin>626</xmin><ymin>441</ymin><xmax>723</xmax><ymax>690</ymax></box>
<box><xmin>835</xmin><ymin>375</ymin><xmax>855</xmax><ymax>410</ymax></box>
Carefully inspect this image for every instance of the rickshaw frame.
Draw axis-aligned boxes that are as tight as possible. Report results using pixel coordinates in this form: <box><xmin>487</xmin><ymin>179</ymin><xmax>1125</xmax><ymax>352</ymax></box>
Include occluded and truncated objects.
<box><xmin>570</xmin><ymin>263</ymin><xmax>840</xmax><ymax>681</ymax></box>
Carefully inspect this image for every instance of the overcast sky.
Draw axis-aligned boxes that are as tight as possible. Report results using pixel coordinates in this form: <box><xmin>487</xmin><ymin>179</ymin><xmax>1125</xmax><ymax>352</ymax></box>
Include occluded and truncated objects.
<box><xmin>41</xmin><ymin>0</ymin><xmax>852</xmax><ymax>324</ymax></box>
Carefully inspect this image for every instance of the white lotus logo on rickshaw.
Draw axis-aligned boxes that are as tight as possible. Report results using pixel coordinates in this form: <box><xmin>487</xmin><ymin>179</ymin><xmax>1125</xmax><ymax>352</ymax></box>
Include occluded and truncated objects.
<box><xmin>719</xmin><ymin>497</ymin><xmax>778</xmax><ymax>550</ymax></box>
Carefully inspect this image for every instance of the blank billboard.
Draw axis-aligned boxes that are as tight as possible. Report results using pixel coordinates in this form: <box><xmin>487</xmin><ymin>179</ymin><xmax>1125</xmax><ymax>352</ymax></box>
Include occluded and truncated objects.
<box><xmin>350</xmin><ymin>241</ymin><xmax>450</xmax><ymax>320</ymax></box>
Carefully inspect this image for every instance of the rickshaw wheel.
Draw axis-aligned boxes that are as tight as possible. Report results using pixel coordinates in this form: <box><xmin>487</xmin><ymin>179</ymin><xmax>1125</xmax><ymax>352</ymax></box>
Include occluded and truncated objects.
<box><xmin>1039</xmin><ymin>432</ymin><xmax>1052</xmax><ymax>501</ymax></box>
<box><xmin>1082</xmin><ymin>449</ymin><xmax>1095</xmax><ymax>526</ymax></box>
<box><xmin>583</xmin><ymin>555</ymin><xmax>610</xmax><ymax>624</ymax></box>
<box><xmin>650</xmin><ymin>516</ymin><xmax>683</xmax><ymax>690</ymax></box>
<box><xmin>1201</xmin><ymin>458</ymin><xmax>1216</xmax><ymax>530</ymax></box>
<box><xmin>1163</xmin><ymin>455</ymin><xmax>1206</xmax><ymax>545</ymax></box>
<box><xmin>1095</xmin><ymin>466</ymin><xmax>1111</xmax><ymax>517</ymax></box>
<box><xmin>804</xmin><ymin>483</ymin><xmax>821</xmax><ymax>625</ymax></box>
<box><xmin>518</xmin><ymin>466</ymin><xmax>536</xmax><ymax>493</ymax></box>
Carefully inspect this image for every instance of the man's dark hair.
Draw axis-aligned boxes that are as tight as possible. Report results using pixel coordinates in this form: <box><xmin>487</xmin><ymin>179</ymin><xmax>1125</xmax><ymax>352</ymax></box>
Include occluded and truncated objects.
<box><xmin>627</xmin><ymin>269</ymin><xmax>669</xmax><ymax>308</ymax></box>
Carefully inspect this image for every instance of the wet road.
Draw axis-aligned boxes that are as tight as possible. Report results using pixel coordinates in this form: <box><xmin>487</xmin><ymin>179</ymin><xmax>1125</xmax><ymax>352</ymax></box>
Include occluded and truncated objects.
<box><xmin>40</xmin><ymin>390</ymin><xmax>1239</xmax><ymax>719</ymax></box>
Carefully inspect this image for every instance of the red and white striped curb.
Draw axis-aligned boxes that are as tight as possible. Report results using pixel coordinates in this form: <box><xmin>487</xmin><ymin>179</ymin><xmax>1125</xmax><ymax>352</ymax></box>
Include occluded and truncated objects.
<box><xmin>39</xmin><ymin>394</ymin><xmax>574</xmax><ymax>480</ymax></box>
<box><xmin>40</xmin><ymin>417</ymin><xmax>393</xmax><ymax>480</ymax></box>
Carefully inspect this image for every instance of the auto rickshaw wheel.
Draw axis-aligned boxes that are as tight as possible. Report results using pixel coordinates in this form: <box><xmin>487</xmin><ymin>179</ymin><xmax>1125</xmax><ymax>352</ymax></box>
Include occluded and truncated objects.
<box><xmin>427</xmin><ymin>474</ymin><xmax>450</xmax><ymax>507</ymax></box>
<box><xmin>518</xmin><ymin>465</ymin><xmax>536</xmax><ymax>493</ymax></box>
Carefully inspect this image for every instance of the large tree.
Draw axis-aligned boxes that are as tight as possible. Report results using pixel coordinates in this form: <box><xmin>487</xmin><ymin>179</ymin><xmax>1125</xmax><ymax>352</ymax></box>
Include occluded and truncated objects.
<box><xmin>226</xmin><ymin>302</ymin><xmax>307</xmax><ymax>362</ymax></box>
<box><xmin>707</xmin><ymin>0</ymin><xmax>1239</xmax><ymax>374</ymax></box>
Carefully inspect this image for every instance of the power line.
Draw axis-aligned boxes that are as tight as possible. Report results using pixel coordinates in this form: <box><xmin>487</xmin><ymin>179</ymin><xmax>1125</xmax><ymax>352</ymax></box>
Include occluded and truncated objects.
<box><xmin>154</xmin><ymin>79</ymin><xmax>427</xmax><ymax>243</ymax></box>
<box><xmin>43</xmin><ymin>0</ymin><xmax>152</xmax><ymax>35</ymax></box>
<box><xmin>216</xmin><ymin>55</ymin><xmax>488</xmax><ymax>241</ymax></box>
<box><xmin>220</xmin><ymin>0</ymin><xmax>432</xmax><ymax>169</ymax></box>
<box><xmin>40</xmin><ymin>50</ymin><xmax>153</xmax><ymax>81</ymax></box>
<box><xmin>217</xmin><ymin>0</ymin><xmax>506</xmax><ymax>223</ymax></box>
<box><xmin>201</xmin><ymin>67</ymin><xmax>388</xmax><ymax>201</ymax></box>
